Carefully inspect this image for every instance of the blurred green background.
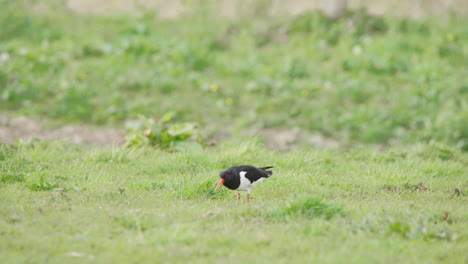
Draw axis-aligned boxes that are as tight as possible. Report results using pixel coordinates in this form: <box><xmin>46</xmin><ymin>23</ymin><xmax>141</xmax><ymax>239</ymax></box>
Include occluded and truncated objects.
<box><xmin>1</xmin><ymin>0</ymin><xmax>467</xmax><ymax>150</ymax></box>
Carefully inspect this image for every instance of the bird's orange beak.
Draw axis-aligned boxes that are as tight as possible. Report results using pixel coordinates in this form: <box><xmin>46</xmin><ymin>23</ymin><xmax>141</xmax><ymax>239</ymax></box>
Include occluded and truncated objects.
<box><xmin>215</xmin><ymin>178</ymin><xmax>224</xmax><ymax>192</ymax></box>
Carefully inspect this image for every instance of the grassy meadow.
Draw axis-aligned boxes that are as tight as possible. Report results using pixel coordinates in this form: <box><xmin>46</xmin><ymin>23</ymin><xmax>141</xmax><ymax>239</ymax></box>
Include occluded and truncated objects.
<box><xmin>1</xmin><ymin>0</ymin><xmax>468</xmax><ymax>263</ymax></box>
<box><xmin>1</xmin><ymin>140</ymin><xmax>467</xmax><ymax>263</ymax></box>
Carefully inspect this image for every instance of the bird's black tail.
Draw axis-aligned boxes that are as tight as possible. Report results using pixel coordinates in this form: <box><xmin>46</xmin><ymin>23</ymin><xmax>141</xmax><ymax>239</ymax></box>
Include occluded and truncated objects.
<box><xmin>258</xmin><ymin>166</ymin><xmax>274</xmax><ymax>176</ymax></box>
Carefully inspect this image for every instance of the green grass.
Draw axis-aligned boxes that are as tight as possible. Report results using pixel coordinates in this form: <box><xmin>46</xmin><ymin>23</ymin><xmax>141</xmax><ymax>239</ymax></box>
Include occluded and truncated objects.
<box><xmin>1</xmin><ymin>1</ymin><xmax>468</xmax><ymax>148</ymax></box>
<box><xmin>1</xmin><ymin>140</ymin><xmax>467</xmax><ymax>263</ymax></box>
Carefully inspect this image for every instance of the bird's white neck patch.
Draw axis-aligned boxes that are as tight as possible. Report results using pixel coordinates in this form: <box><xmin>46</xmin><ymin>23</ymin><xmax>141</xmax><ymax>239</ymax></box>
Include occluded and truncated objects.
<box><xmin>236</xmin><ymin>171</ymin><xmax>251</xmax><ymax>191</ymax></box>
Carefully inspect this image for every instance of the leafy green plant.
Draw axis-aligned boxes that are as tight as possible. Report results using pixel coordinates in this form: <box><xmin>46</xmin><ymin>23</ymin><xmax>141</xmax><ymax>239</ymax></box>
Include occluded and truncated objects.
<box><xmin>125</xmin><ymin>113</ymin><xmax>204</xmax><ymax>151</ymax></box>
<box><xmin>29</xmin><ymin>175</ymin><xmax>59</xmax><ymax>191</ymax></box>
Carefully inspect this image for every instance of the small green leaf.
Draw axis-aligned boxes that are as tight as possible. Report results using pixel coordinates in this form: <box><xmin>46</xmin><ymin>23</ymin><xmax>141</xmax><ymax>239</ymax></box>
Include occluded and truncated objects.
<box><xmin>160</xmin><ymin>112</ymin><xmax>173</xmax><ymax>124</ymax></box>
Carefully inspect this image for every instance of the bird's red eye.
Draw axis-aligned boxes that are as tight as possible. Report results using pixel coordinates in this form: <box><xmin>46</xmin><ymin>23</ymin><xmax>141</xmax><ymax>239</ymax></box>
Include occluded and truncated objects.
<box><xmin>224</xmin><ymin>174</ymin><xmax>228</xmax><ymax>178</ymax></box>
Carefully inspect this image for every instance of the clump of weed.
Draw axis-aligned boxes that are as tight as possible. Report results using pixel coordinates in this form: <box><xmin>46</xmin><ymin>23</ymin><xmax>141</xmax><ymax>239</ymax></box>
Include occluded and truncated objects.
<box><xmin>29</xmin><ymin>176</ymin><xmax>59</xmax><ymax>191</ymax></box>
<box><xmin>125</xmin><ymin>113</ymin><xmax>204</xmax><ymax>151</ymax></box>
<box><xmin>269</xmin><ymin>197</ymin><xmax>344</xmax><ymax>220</ymax></box>
<box><xmin>1</xmin><ymin>174</ymin><xmax>25</xmax><ymax>183</ymax></box>
<box><xmin>387</xmin><ymin>221</ymin><xmax>411</xmax><ymax>237</ymax></box>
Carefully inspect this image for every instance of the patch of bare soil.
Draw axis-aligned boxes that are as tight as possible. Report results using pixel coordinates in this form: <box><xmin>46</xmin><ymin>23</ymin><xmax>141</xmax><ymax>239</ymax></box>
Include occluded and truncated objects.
<box><xmin>0</xmin><ymin>115</ymin><xmax>341</xmax><ymax>150</ymax></box>
<box><xmin>0</xmin><ymin>115</ymin><xmax>125</xmax><ymax>147</ymax></box>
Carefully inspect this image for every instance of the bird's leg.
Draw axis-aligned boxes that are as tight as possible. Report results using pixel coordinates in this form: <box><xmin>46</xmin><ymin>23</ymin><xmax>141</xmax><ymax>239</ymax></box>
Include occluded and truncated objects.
<box><xmin>246</xmin><ymin>192</ymin><xmax>251</xmax><ymax>204</ymax></box>
<box><xmin>236</xmin><ymin>192</ymin><xmax>241</xmax><ymax>205</ymax></box>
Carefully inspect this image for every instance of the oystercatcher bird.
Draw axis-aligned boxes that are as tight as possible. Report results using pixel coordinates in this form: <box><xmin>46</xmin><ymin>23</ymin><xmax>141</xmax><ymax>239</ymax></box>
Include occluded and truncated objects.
<box><xmin>215</xmin><ymin>165</ymin><xmax>273</xmax><ymax>204</ymax></box>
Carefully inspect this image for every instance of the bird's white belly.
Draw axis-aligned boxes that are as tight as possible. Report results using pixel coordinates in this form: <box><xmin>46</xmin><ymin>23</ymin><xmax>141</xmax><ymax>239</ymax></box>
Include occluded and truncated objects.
<box><xmin>235</xmin><ymin>171</ymin><xmax>265</xmax><ymax>192</ymax></box>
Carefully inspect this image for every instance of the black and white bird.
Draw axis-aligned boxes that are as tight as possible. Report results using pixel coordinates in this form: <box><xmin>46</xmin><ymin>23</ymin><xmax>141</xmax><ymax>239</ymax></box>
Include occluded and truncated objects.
<box><xmin>215</xmin><ymin>165</ymin><xmax>273</xmax><ymax>204</ymax></box>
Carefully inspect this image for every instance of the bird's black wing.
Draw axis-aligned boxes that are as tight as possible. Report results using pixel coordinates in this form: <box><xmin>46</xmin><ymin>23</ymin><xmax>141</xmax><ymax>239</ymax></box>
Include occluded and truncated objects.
<box><xmin>233</xmin><ymin>165</ymin><xmax>273</xmax><ymax>184</ymax></box>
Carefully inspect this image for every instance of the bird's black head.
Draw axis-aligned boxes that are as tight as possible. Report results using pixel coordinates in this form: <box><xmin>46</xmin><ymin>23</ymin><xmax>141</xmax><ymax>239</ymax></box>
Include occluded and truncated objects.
<box><xmin>215</xmin><ymin>169</ymin><xmax>235</xmax><ymax>192</ymax></box>
<box><xmin>219</xmin><ymin>169</ymin><xmax>234</xmax><ymax>180</ymax></box>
